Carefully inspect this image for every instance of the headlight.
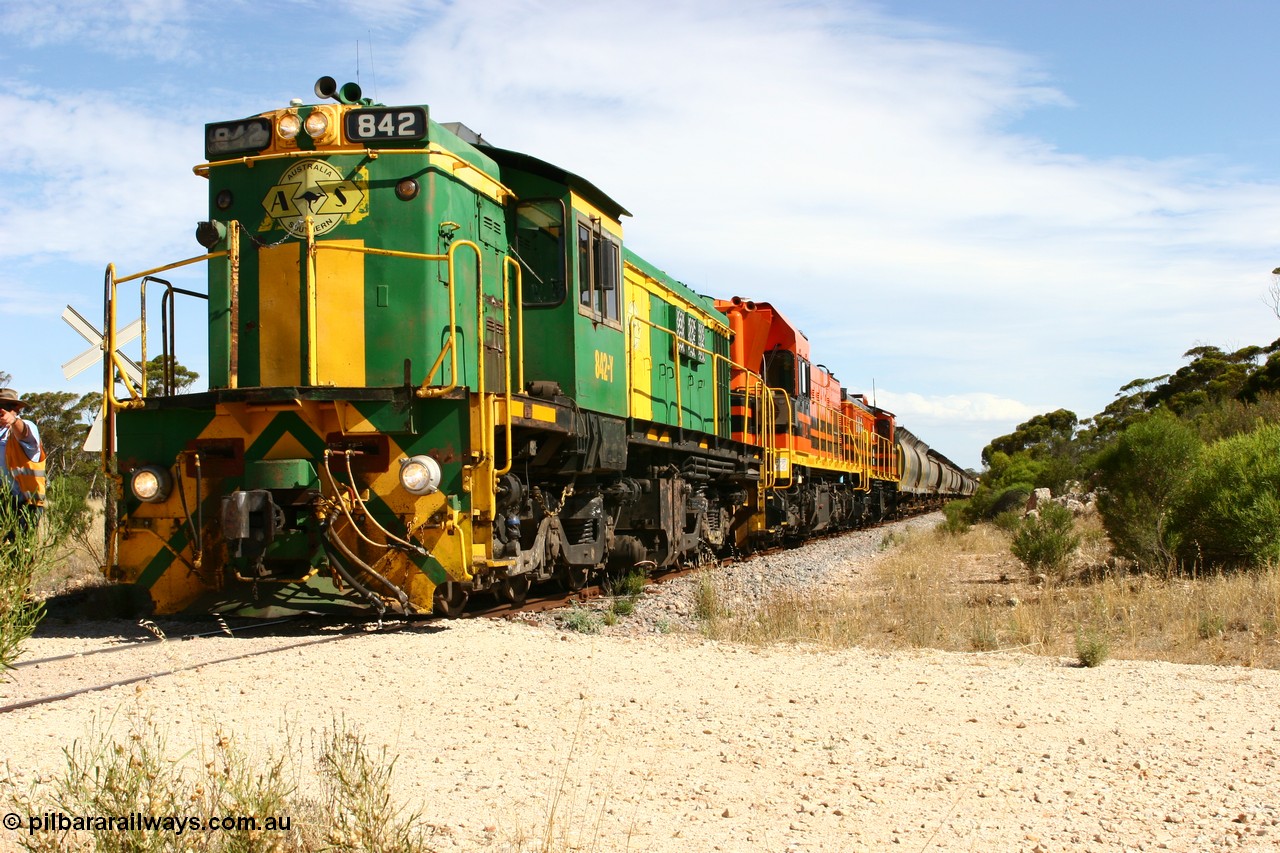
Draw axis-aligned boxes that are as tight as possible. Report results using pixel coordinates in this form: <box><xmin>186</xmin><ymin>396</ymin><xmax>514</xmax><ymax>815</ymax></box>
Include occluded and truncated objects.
<box><xmin>304</xmin><ymin>111</ymin><xmax>329</xmax><ymax>139</ymax></box>
<box><xmin>278</xmin><ymin>113</ymin><xmax>301</xmax><ymax>140</ymax></box>
<box><xmin>130</xmin><ymin>466</ymin><xmax>173</xmax><ymax>503</ymax></box>
<box><xmin>398</xmin><ymin>455</ymin><xmax>442</xmax><ymax>496</ymax></box>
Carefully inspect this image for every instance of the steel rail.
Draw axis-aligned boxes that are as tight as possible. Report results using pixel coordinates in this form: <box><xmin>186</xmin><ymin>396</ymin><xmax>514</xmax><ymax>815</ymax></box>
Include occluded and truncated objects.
<box><xmin>0</xmin><ymin>624</ymin><xmax>403</xmax><ymax>715</ymax></box>
<box><xmin>9</xmin><ymin>617</ymin><xmax>306</xmax><ymax>670</ymax></box>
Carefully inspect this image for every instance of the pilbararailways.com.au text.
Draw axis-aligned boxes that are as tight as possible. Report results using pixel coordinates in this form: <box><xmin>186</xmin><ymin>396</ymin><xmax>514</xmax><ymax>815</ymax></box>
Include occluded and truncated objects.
<box><xmin>5</xmin><ymin>811</ymin><xmax>293</xmax><ymax>835</ymax></box>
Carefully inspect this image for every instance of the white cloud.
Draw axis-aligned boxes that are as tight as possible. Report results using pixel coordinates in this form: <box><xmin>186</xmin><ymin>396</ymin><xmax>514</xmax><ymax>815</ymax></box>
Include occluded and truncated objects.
<box><xmin>0</xmin><ymin>90</ymin><xmax>204</xmax><ymax>268</ymax></box>
<box><xmin>0</xmin><ymin>0</ymin><xmax>199</xmax><ymax>60</ymax></box>
<box><xmin>876</xmin><ymin>390</ymin><xmax>1046</xmax><ymax>425</ymax></box>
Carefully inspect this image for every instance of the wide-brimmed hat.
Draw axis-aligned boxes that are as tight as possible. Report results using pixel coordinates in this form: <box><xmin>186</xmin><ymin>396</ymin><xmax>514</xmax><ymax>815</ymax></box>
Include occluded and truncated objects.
<box><xmin>0</xmin><ymin>389</ymin><xmax>27</xmax><ymax>410</ymax></box>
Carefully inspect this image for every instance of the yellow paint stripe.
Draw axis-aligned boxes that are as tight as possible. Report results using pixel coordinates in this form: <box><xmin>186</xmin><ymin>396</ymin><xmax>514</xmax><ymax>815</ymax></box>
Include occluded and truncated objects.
<box><xmin>427</xmin><ymin>143</ymin><xmax>512</xmax><ymax>203</ymax></box>
<box><xmin>259</xmin><ymin>243</ymin><xmax>302</xmax><ymax>386</ymax></box>
<box><xmin>316</xmin><ymin>239</ymin><xmax>366</xmax><ymax>386</ymax></box>
<box><xmin>570</xmin><ymin>195</ymin><xmax>624</xmax><ymax>238</ymax></box>
<box><xmin>529</xmin><ymin>403</ymin><xmax>558</xmax><ymax>423</ymax></box>
<box><xmin>627</xmin><ymin>267</ymin><xmax>654</xmax><ymax>421</ymax></box>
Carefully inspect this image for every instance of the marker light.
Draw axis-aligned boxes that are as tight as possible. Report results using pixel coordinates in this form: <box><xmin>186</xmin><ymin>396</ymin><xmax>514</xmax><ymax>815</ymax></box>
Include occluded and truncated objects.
<box><xmin>130</xmin><ymin>466</ymin><xmax>173</xmax><ymax>503</ymax></box>
<box><xmin>277</xmin><ymin>113</ymin><xmax>301</xmax><ymax>140</ymax></box>
<box><xmin>398</xmin><ymin>455</ymin><xmax>442</xmax><ymax>496</ymax></box>
<box><xmin>395</xmin><ymin>178</ymin><xmax>420</xmax><ymax>201</ymax></box>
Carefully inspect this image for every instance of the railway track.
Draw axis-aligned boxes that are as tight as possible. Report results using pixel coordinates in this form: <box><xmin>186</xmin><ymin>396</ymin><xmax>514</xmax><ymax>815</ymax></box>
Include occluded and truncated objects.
<box><xmin>2</xmin><ymin>511</ymin><xmax>939</xmax><ymax>714</ymax></box>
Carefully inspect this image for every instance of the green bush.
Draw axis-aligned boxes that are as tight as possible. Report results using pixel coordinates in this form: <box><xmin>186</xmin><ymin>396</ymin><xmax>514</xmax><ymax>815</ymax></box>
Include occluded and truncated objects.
<box><xmin>0</xmin><ymin>503</ymin><xmax>51</xmax><ymax>675</ymax></box>
<box><xmin>9</xmin><ymin>717</ymin><xmax>431</xmax><ymax>852</ymax></box>
<box><xmin>992</xmin><ymin>510</ymin><xmax>1023</xmax><ymax>534</ymax></box>
<box><xmin>560</xmin><ymin>604</ymin><xmax>600</xmax><ymax>634</ymax></box>
<box><xmin>1075</xmin><ymin>628</ymin><xmax>1110</xmax><ymax>667</ymax></box>
<box><xmin>1010</xmin><ymin>502</ymin><xmax>1080</xmax><ymax>577</ymax></box>
<box><xmin>1170</xmin><ymin>423</ymin><xmax>1280</xmax><ymax>570</ymax></box>
<box><xmin>938</xmin><ymin>500</ymin><xmax>971</xmax><ymax>535</ymax></box>
<box><xmin>966</xmin><ymin>484</ymin><xmax>1031</xmax><ymax>522</ymax></box>
<box><xmin>1095</xmin><ymin>411</ymin><xmax>1202</xmax><ymax>571</ymax></box>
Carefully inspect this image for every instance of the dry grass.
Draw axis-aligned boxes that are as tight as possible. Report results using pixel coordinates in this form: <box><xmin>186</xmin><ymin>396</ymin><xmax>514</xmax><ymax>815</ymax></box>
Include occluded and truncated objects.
<box><xmin>30</xmin><ymin>500</ymin><xmax>108</xmax><ymax>601</ymax></box>
<box><xmin>3</xmin><ymin>713</ymin><xmax>437</xmax><ymax>853</ymax></box>
<box><xmin>698</xmin><ymin>514</ymin><xmax>1280</xmax><ymax>668</ymax></box>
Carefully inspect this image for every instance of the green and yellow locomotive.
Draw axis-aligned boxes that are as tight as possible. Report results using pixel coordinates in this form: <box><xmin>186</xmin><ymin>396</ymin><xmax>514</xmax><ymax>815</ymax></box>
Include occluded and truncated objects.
<box><xmin>100</xmin><ymin>77</ymin><xmax>973</xmax><ymax>617</ymax></box>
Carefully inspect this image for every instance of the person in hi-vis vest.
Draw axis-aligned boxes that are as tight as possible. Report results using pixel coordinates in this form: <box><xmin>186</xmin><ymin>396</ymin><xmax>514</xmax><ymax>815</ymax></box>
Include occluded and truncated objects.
<box><xmin>0</xmin><ymin>388</ymin><xmax>45</xmax><ymax>540</ymax></box>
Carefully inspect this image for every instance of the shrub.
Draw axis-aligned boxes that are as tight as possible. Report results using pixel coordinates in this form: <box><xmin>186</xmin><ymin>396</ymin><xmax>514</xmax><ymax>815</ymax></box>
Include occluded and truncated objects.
<box><xmin>9</xmin><ymin>717</ymin><xmax>432</xmax><ymax>852</ymax></box>
<box><xmin>1011</xmin><ymin>502</ymin><xmax>1080</xmax><ymax>577</ymax></box>
<box><xmin>0</xmin><ymin>503</ymin><xmax>52</xmax><ymax>674</ymax></box>
<box><xmin>560</xmin><ymin>604</ymin><xmax>600</xmax><ymax>634</ymax></box>
<box><xmin>315</xmin><ymin>723</ymin><xmax>428</xmax><ymax>853</ymax></box>
<box><xmin>966</xmin><ymin>483</ymin><xmax>1032</xmax><ymax>521</ymax></box>
<box><xmin>1196</xmin><ymin>613</ymin><xmax>1226</xmax><ymax>639</ymax></box>
<box><xmin>1075</xmin><ymin>629</ymin><xmax>1110</xmax><ymax>667</ymax></box>
<box><xmin>939</xmin><ymin>500</ymin><xmax>971</xmax><ymax>535</ymax></box>
<box><xmin>1169</xmin><ymin>423</ymin><xmax>1280</xmax><ymax>570</ymax></box>
<box><xmin>1095</xmin><ymin>411</ymin><xmax>1202</xmax><ymax>571</ymax></box>
<box><xmin>992</xmin><ymin>510</ymin><xmax>1023</xmax><ymax>534</ymax></box>
<box><xmin>693</xmin><ymin>571</ymin><xmax>722</xmax><ymax>621</ymax></box>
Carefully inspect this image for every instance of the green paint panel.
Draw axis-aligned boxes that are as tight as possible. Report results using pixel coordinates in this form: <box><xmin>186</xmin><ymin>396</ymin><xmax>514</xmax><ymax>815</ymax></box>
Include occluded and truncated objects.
<box><xmin>245</xmin><ymin>459</ymin><xmax>319</xmax><ymax>490</ymax></box>
<box><xmin>572</xmin><ymin>312</ymin><xmax>627</xmax><ymax>417</ymax></box>
<box><xmin>115</xmin><ymin>407</ymin><xmax>218</xmax><ymax>469</ymax></box>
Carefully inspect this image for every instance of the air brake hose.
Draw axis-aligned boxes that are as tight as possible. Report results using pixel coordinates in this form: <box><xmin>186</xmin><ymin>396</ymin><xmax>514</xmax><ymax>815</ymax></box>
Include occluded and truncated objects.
<box><xmin>324</xmin><ymin>525</ymin><xmax>412</xmax><ymax>614</ymax></box>
<box><xmin>322</xmin><ymin>538</ymin><xmax>387</xmax><ymax>616</ymax></box>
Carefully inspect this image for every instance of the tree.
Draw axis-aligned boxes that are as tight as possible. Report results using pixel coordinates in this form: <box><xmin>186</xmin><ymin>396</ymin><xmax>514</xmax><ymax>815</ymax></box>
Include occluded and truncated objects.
<box><xmin>1143</xmin><ymin>344</ymin><xmax>1264</xmax><ymax>415</ymax></box>
<box><xmin>981</xmin><ymin>409</ymin><xmax>1079</xmax><ymax>467</ymax></box>
<box><xmin>1095</xmin><ymin>411</ymin><xmax>1202</xmax><ymax>571</ymax></box>
<box><xmin>1236</xmin><ymin>338</ymin><xmax>1280</xmax><ymax>403</ymax></box>
<box><xmin>143</xmin><ymin>355</ymin><xmax>200</xmax><ymax>395</ymax></box>
<box><xmin>1082</xmin><ymin>375</ymin><xmax>1167</xmax><ymax>443</ymax></box>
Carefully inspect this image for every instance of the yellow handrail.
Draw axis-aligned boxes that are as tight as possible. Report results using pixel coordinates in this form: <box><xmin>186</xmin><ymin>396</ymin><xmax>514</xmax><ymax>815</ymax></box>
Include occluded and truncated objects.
<box><xmin>494</xmin><ymin>257</ymin><xmax>521</xmax><ymax>476</ymax></box>
<box><xmin>304</xmin><ymin>217</ymin><xmax>319</xmax><ymax>385</ymax></box>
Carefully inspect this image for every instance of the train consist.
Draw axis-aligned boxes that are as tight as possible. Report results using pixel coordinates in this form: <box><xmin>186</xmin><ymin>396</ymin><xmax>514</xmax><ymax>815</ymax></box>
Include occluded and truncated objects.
<box><xmin>99</xmin><ymin>77</ymin><xmax>975</xmax><ymax>617</ymax></box>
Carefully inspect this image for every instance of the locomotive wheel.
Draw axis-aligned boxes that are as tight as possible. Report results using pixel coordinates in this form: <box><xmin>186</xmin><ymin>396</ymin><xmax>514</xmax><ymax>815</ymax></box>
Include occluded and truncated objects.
<box><xmin>499</xmin><ymin>574</ymin><xmax>530</xmax><ymax>606</ymax></box>
<box><xmin>433</xmin><ymin>582</ymin><xmax>469</xmax><ymax>618</ymax></box>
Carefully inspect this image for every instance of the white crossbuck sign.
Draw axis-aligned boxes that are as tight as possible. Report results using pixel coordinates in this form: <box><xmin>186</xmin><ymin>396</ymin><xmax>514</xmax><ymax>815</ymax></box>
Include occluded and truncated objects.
<box><xmin>61</xmin><ymin>305</ymin><xmax>144</xmax><ymax>386</ymax></box>
<box><xmin>61</xmin><ymin>305</ymin><xmax>145</xmax><ymax>452</ymax></box>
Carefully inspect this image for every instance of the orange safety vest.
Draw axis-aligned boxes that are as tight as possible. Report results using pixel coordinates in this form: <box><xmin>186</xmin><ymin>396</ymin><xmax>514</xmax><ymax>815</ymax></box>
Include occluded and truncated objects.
<box><xmin>5</xmin><ymin>429</ymin><xmax>45</xmax><ymax>508</ymax></box>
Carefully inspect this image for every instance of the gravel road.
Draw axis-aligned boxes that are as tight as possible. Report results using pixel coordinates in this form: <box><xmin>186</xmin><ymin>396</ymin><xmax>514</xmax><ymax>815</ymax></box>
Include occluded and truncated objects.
<box><xmin>2</xmin><ymin>515</ymin><xmax>1278</xmax><ymax>852</ymax></box>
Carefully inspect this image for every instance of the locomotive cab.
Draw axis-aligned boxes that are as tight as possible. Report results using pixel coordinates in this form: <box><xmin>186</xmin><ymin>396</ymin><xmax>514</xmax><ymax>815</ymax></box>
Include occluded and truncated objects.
<box><xmin>483</xmin><ymin>146</ymin><xmax>630</xmax><ymax>419</ymax></box>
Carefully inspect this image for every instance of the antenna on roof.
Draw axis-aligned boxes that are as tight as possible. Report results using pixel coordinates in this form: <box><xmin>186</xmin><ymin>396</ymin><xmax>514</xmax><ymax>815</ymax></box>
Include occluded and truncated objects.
<box><xmin>872</xmin><ymin>379</ymin><xmax>877</xmax><ymax>408</ymax></box>
<box><xmin>367</xmin><ymin>31</ymin><xmax>378</xmax><ymax>103</ymax></box>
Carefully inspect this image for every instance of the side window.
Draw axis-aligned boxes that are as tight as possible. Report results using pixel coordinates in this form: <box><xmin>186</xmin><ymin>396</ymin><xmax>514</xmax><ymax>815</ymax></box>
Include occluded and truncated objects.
<box><xmin>576</xmin><ymin>215</ymin><xmax>621</xmax><ymax>325</ymax></box>
<box><xmin>577</xmin><ymin>221</ymin><xmax>593</xmax><ymax>308</ymax></box>
<box><xmin>763</xmin><ymin>348</ymin><xmax>795</xmax><ymax>394</ymax></box>
<box><xmin>515</xmin><ymin>200</ymin><xmax>566</xmax><ymax>307</ymax></box>
<box><xmin>598</xmin><ymin>235</ymin><xmax>620</xmax><ymax>322</ymax></box>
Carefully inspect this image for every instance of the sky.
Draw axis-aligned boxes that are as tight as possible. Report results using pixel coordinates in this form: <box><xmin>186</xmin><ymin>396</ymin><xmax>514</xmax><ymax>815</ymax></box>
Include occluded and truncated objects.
<box><xmin>2</xmin><ymin>0</ymin><xmax>1279</xmax><ymax>470</ymax></box>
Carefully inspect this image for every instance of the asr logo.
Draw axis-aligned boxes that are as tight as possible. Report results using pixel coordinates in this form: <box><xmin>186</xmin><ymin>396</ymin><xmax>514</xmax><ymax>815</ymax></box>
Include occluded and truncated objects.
<box><xmin>261</xmin><ymin>160</ymin><xmax>366</xmax><ymax>238</ymax></box>
<box><xmin>593</xmin><ymin>350</ymin><xmax>615</xmax><ymax>383</ymax></box>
